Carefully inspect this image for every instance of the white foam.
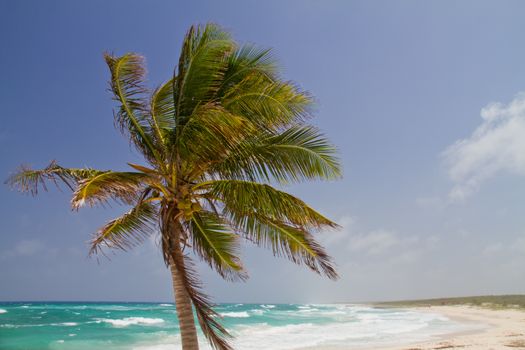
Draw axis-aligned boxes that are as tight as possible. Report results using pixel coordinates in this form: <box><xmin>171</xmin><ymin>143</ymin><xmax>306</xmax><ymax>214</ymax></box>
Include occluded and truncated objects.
<box><xmin>159</xmin><ymin>304</ymin><xmax>173</xmax><ymax>307</ymax></box>
<box><xmin>60</xmin><ymin>322</ymin><xmax>78</xmax><ymax>326</ymax></box>
<box><xmin>47</xmin><ymin>322</ymin><xmax>79</xmax><ymax>327</ymax></box>
<box><xmin>114</xmin><ymin>306</ymin><xmax>474</xmax><ymax>350</ymax></box>
<box><xmin>261</xmin><ymin>304</ymin><xmax>276</xmax><ymax>309</ymax></box>
<box><xmin>250</xmin><ymin>309</ymin><xmax>265</xmax><ymax>316</ymax></box>
<box><xmin>96</xmin><ymin>317</ymin><xmax>165</xmax><ymax>327</ymax></box>
<box><xmin>297</xmin><ymin>307</ymin><xmax>320</xmax><ymax>313</ymax></box>
<box><xmin>0</xmin><ymin>324</ymin><xmax>17</xmax><ymax>328</ymax></box>
<box><xmin>221</xmin><ymin>311</ymin><xmax>250</xmax><ymax>318</ymax></box>
<box><xmin>0</xmin><ymin>309</ymin><xmax>7</xmax><ymax>314</ymax></box>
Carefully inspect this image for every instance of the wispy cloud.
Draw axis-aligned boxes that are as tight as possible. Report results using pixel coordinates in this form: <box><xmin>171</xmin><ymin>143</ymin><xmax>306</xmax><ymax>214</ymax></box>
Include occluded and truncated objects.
<box><xmin>348</xmin><ymin>229</ymin><xmax>401</xmax><ymax>255</ymax></box>
<box><xmin>482</xmin><ymin>236</ymin><xmax>525</xmax><ymax>256</ymax></box>
<box><xmin>443</xmin><ymin>92</ymin><xmax>525</xmax><ymax>200</ymax></box>
<box><xmin>1</xmin><ymin>239</ymin><xmax>45</xmax><ymax>259</ymax></box>
<box><xmin>320</xmin><ymin>216</ymin><xmax>436</xmax><ymax>262</ymax></box>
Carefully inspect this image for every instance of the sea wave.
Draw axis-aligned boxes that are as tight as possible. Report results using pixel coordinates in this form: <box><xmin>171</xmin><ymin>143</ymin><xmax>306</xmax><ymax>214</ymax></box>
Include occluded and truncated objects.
<box><xmin>159</xmin><ymin>304</ymin><xmax>173</xmax><ymax>307</ymax></box>
<box><xmin>96</xmin><ymin>317</ymin><xmax>165</xmax><ymax>327</ymax></box>
<box><xmin>231</xmin><ymin>319</ymin><xmax>430</xmax><ymax>349</ymax></box>
<box><xmin>221</xmin><ymin>311</ymin><xmax>250</xmax><ymax>318</ymax></box>
<box><xmin>250</xmin><ymin>309</ymin><xmax>265</xmax><ymax>316</ymax></box>
<box><xmin>0</xmin><ymin>309</ymin><xmax>7</xmax><ymax>314</ymax></box>
<box><xmin>0</xmin><ymin>303</ymin><xmax>471</xmax><ymax>350</ymax></box>
<box><xmin>0</xmin><ymin>324</ymin><xmax>17</xmax><ymax>328</ymax></box>
<box><xmin>1</xmin><ymin>322</ymin><xmax>77</xmax><ymax>328</ymax></box>
<box><xmin>131</xmin><ymin>319</ymin><xmax>438</xmax><ymax>350</ymax></box>
<box><xmin>58</xmin><ymin>322</ymin><xmax>78</xmax><ymax>327</ymax></box>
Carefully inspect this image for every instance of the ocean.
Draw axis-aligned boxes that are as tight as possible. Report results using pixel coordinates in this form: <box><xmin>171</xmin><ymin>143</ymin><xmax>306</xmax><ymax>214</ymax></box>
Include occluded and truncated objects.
<box><xmin>0</xmin><ymin>302</ymin><xmax>467</xmax><ymax>350</ymax></box>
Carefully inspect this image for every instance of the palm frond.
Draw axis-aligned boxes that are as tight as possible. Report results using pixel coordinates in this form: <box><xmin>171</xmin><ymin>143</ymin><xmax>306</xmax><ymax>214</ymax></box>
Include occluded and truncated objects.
<box><xmin>170</xmin><ymin>251</ymin><xmax>233</xmax><ymax>350</ymax></box>
<box><xmin>104</xmin><ymin>53</ymin><xmax>163</xmax><ymax>163</ymax></box>
<box><xmin>150</xmin><ymin>79</ymin><xmax>176</xmax><ymax>145</ymax></box>
<box><xmin>213</xmin><ymin>125</ymin><xmax>341</xmax><ymax>183</ymax></box>
<box><xmin>216</xmin><ymin>44</ymin><xmax>277</xmax><ymax>97</ymax></box>
<box><xmin>177</xmin><ymin>104</ymin><xmax>254</xmax><ymax>170</ymax></box>
<box><xmin>71</xmin><ymin>171</ymin><xmax>152</xmax><ymax>209</ymax></box>
<box><xmin>222</xmin><ymin>74</ymin><xmax>312</xmax><ymax>129</ymax></box>
<box><xmin>198</xmin><ymin>179</ymin><xmax>336</xmax><ymax>229</ymax></box>
<box><xmin>231</xmin><ymin>213</ymin><xmax>338</xmax><ymax>280</ymax></box>
<box><xmin>127</xmin><ymin>163</ymin><xmax>159</xmax><ymax>175</ymax></box>
<box><xmin>189</xmin><ymin>211</ymin><xmax>245</xmax><ymax>281</ymax></box>
<box><xmin>175</xmin><ymin>24</ymin><xmax>234</xmax><ymax>126</ymax></box>
<box><xmin>89</xmin><ymin>201</ymin><xmax>157</xmax><ymax>256</ymax></box>
<box><xmin>5</xmin><ymin>160</ymin><xmax>104</xmax><ymax>195</ymax></box>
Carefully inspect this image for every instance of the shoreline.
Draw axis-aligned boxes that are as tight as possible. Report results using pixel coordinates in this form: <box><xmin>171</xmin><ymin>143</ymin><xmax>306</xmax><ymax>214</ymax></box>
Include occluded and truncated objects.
<box><xmin>307</xmin><ymin>305</ymin><xmax>525</xmax><ymax>350</ymax></box>
<box><xmin>415</xmin><ymin>305</ymin><xmax>525</xmax><ymax>349</ymax></box>
<box><xmin>380</xmin><ymin>305</ymin><xmax>525</xmax><ymax>349</ymax></box>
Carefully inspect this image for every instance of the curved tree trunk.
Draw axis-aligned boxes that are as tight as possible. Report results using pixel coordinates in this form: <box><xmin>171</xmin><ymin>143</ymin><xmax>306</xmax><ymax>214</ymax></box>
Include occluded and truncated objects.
<box><xmin>163</xmin><ymin>203</ymin><xmax>200</xmax><ymax>350</ymax></box>
<box><xmin>170</xmin><ymin>255</ymin><xmax>200</xmax><ymax>350</ymax></box>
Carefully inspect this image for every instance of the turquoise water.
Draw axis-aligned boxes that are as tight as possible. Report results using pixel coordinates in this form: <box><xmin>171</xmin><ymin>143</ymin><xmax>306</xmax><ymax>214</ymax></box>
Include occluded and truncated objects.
<box><xmin>0</xmin><ymin>302</ymin><xmax>465</xmax><ymax>350</ymax></box>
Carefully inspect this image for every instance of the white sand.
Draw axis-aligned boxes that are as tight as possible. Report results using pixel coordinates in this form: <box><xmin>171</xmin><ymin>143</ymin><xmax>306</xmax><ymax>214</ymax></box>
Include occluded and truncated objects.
<box><xmin>375</xmin><ymin>305</ymin><xmax>525</xmax><ymax>350</ymax></box>
<box><xmin>304</xmin><ymin>305</ymin><xmax>525</xmax><ymax>350</ymax></box>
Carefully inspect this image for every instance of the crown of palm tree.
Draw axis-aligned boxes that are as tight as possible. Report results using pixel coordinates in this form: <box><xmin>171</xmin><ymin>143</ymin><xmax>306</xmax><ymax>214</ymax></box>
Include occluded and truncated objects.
<box><xmin>7</xmin><ymin>23</ymin><xmax>341</xmax><ymax>350</ymax></box>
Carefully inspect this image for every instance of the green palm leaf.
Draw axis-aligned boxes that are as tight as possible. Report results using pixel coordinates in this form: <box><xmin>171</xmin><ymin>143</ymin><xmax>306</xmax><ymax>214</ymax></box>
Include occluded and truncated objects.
<box><xmin>5</xmin><ymin>160</ymin><xmax>104</xmax><ymax>195</ymax></box>
<box><xmin>214</xmin><ymin>125</ymin><xmax>341</xmax><ymax>183</ymax></box>
<box><xmin>222</xmin><ymin>75</ymin><xmax>311</xmax><ymax>129</ymax></box>
<box><xmin>175</xmin><ymin>24</ymin><xmax>234</xmax><ymax>126</ymax></box>
<box><xmin>71</xmin><ymin>171</ymin><xmax>152</xmax><ymax>209</ymax></box>
<box><xmin>89</xmin><ymin>201</ymin><xmax>157</xmax><ymax>255</ymax></box>
<box><xmin>104</xmin><ymin>53</ymin><xmax>163</xmax><ymax>164</ymax></box>
<box><xmin>189</xmin><ymin>211</ymin><xmax>245</xmax><ymax>281</ymax></box>
<box><xmin>150</xmin><ymin>79</ymin><xmax>176</xmax><ymax>146</ymax></box>
<box><xmin>216</xmin><ymin>44</ymin><xmax>277</xmax><ymax>97</ymax></box>
<box><xmin>197</xmin><ymin>179</ymin><xmax>336</xmax><ymax>229</ymax></box>
<box><xmin>232</xmin><ymin>213</ymin><xmax>337</xmax><ymax>280</ymax></box>
<box><xmin>177</xmin><ymin>105</ymin><xmax>254</xmax><ymax>168</ymax></box>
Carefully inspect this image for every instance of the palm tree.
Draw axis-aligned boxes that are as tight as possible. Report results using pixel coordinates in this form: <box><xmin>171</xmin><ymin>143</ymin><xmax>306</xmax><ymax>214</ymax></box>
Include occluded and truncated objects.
<box><xmin>6</xmin><ymin>23</ymin><xmax>341</xmax><ymax>350</ymax></box>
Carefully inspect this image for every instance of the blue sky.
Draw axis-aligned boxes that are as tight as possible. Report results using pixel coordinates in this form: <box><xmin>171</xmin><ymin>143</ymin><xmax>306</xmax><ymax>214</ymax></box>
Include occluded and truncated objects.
<box><xmin>1</xmin><ymin>0</ymin><xmax>524</xmax><ymax>303</ymax></box>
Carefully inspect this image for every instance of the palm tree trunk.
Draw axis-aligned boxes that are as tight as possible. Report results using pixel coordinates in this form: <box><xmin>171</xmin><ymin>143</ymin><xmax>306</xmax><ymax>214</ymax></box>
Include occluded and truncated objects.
<box><xmin>161</xmin><ymin>203</ymin><xmax>200</xmax><ymax>350</ymax></box>
<box><xmin>170</xmin><ymin>257</ymin><xmax>200</xmax><ymax>350</ymax></box>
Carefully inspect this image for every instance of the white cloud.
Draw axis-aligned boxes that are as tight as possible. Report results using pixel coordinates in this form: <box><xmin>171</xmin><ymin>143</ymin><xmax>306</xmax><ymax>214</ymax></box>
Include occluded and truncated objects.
<box><xmin>511</xmin><ymin>236</ymin><xmax>525</xmax><ymax>254</ymax></box>
<box><xmin>15</xmin><ymin>240</ymin><xmax>44</xmax><ymax>256</ymax></box>
<box><xmin>1</xmin><ymin>239</ymin><xmax>44</xmax><ymax>259</ymax></box>
<box><xmin>319</xmin><ymin>215</ymin><xmax>355</xmax><ymax>246</ymax></box>
<box><xmin>348</xmin><ymin>229</ymin><xmax>400</xmax><ymax>255</ymax></box>
<box><xmin>320</xmin><ymin>216</ymin><xmax>431</xmax><ymax>260</ymax></box>
<box><xmin>482</xmin><ymin>242</ymin><xmax>505</xmax><ymax>256</ymax></box>
<box><xmin>443</xmin><ymin>92</ymin><xmax>525</xmax><ymax>200</ymax></box>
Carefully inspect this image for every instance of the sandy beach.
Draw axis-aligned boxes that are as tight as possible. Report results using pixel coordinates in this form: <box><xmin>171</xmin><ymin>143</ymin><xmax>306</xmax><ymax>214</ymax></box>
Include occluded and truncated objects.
<box><xmin>300</xmin><ymin>305</ymin><xmax>525</xmax><ymax>350</ymax></box>
<box><xmin>375</xmin><ymin>305</ymin><xmax>525</xmax><ymax>350</ymax></box>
